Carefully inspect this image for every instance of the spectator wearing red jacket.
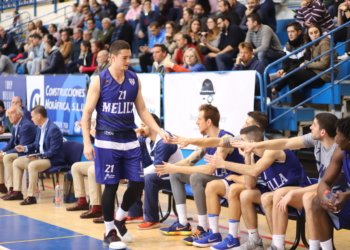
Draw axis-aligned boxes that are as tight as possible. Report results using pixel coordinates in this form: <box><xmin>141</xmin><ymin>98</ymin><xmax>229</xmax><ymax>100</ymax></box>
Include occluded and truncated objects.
<box><xmin>173</xmin><ymin>33</ymin><xmax>204</xmax><ymax>65</ymax></box>
<box><xmin>79</xmin><ymin>40</ymin><xmax>104</xmax><ymax>75</ymax></box>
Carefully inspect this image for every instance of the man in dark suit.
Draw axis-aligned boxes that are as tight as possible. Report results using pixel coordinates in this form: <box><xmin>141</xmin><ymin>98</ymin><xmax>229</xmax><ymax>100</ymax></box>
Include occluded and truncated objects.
<box><xmin>0</xmin><ymin>106</ymin><xmax>36</xmax><ymax>197</ymax></box>
<box><xmin>110</xmin><ymin>13</ymin><xmax>133</xmax><ymax>47</ymax></box>
<box><xmin>0</xmin><ymin>26</ymin><xmax>18</xmax><ymax>59</ymax></box>
<box><xmin>5</xmin><ymin>106</ymin><xmax>65</xmax><ymax>205</ymax></box>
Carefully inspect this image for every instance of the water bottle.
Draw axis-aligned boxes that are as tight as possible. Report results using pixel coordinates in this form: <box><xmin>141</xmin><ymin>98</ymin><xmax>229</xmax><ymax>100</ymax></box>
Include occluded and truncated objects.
<box><xmin>323</xmin><ymin>190</ymin><xmax>338</xmax><ymax>204</ymax></box>
<box><xmin>54</xmin><ymin>182</ymin><xmax>63</xmax><ymax>207</ymax></box>
<box><xmin>35</xmin><ymin>179</ymin><xmax>41</xmax><ymax>199</ymax></box>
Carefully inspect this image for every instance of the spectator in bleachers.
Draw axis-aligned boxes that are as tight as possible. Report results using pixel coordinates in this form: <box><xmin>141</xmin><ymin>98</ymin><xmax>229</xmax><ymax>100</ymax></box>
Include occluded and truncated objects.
<box><xmin>259</xmin><ymin>0</ymin><xmax>277</xmax><ymax>32</ymax></box>
<box><xmin>0</xmin><ymin>100</ymin><xmax>6</xmax><ymax>132</ymax></box>
<box><xmin>69</xmin><ymin>28</ymin><xmax>83</xmax><ymax>62</ymax></box>
<box><xmin>79</xmin><ymin>40</ymin><xmax>104</xmax><ymax>75</ymax></box>
<box><xmin>83</xmin><ymin>30</ymin><xmax>95</xmax><ymax>43</ymax></box>
<box><xmin>173</xmin><ymin>33</ymin><xmax>204</xmax><ymax>65</ymax></box>
<box><xmin>9</xmin><ymin>106</ymin><xmax>65</xmax><ymax>205</ymax></box>
<box><xmin>245</xmin><ymin>13</ymin><xmax>285</xmax><ymax>67</ymax></box>
<box><xmin>164</xmin><ymin>21</ymin><xmax>178</xmax><ymax>54</ymax></box>
<box><xmin>151</xmin><ymin>43</ymin><xmax>173</xmax><ymax>76</ymax></box>
<box><xmin>37</xmin><ymin>25</ymin><xmax>49</xmax><ymax>37</ymax></box>
<box><xmin>337</xmin><ymin>0</ymin><xmax>350</xmax><ymax>60</ymax></box>
<box><xmin>33</xmin><ymin>34</ymin><xmax>58</xmax><ymax>75</ymax></box>
<box><xmin>25</xmin><ymin>34</ymin><xmax>45</xmax><ymax>75</ymax></box>
<box><xmin>239</xmin><ymin>0</ymin><xmax>268</xmax><ymax>32</ymax></box>
<box><xmin>92</xmin><ymin>2</ymin><xmax>108</xmax><ymax>21</ymax></box>
<box><xmin>35</xmin><ymin>40</ymin><xmax>65</xmax><ymax>75</ymax></box>
<box><xmin>273</xmin><ymin>24</ymin><xmax>338</xmax><ymax>107</ymax></box>
<box><xmin>64</xmin><ymin>4</ymin><xmax>85</xmax><ymax>32</ymax></box>
<box><xmin>110</xmin><ymin>13</ymin><xmax>133</xmax><ymax>47</ymax></box>
<box><xmin>8</xmin><ymin>11</ymin><xmax>20</xmax><ymax>34</ymax></box>
<box><xmin>228</xmin><ymin>0</ymin><xmax>247</xmax><ymax>20</ymax></box>
<box><xmin>0</xmin><ymin>105</ymin><xmax>36</xmax><ymax>196</ymax></box>
<box><xmin>93</xmin><ymin>50</ymin><xmax>110</xmax><ymax>74</ymax></box>
<box><xmin>167</xmin><ymin>0</ymin><xmax>194</xmax><ymax>23</ymax></box>
<box><xmin>97</xmin><ymin>18</ymin><xmax>114</xmax><ymax>45</ymax></box>
<box><xmin>194</xmin><ymin>4</ymin><xmax>208</xmax><ymax>30</ymax></box>
<box><xmin>232</xmin><ymin>42</ymin><xmax>265</xmax><ymax>110</ymax></box>
<box><xmin>296</xmin><ymin>0</ymin><xmax>335</xmax><ymax>31</ymax></box>
<box><xmin>0</xmin><ymin>26</ymin><xmax>18</xmax><ymax>59</ymax></box>
<box><xmin>87</xmin><ymin>18</ymin><xmax>101</xmax><ymax>40</ymax></box>
<box><xmin>101</xmin><ymin>0</ymin><xmax>118</xmax><ymax>20</ymax></box>
<box><xmin>138</xmin><ymin>0</ymin><xmax>160</xmax><ymax>43</ymax></box>
<box><xmin>139</xmin><ymin>21</ymin><xmax>166</xmax><ymax>72</ymax></box>
<box><xmin>118</xmin><ymin>0</ymin><xmax>131</xmax><ymax>15</ymax></box>
<box><xmin>179</xmin><ymin>8</ymin><xmax>194</xmax><ymax>32</ymax></box>
<box><xmin>35</xmin><ymin>20</ymin><xmax>43</xmax><ymax>28</ymax></box>
<box><xmin>218</xmin><ymin>0</ymin><xmax>240</xmax><ymax>25</ymax></box>
<box><xmin>204</xmin><ymin>14</ymin><xmax>245</xmax><ymax>71</ymax></box>
<box><xmin>11</xmin><ymin>97</ymin><xmax>31</xmax><ymax>121</ymax></box>
<box><xmin>67</xmin><ymin>40</ymin><xmax>92</xmax><ymax>74</ymax></box>
<box><xmin>199</xmin><ymin>17</ymin><xmax>221</xmax><ymax>55</ymax></box>
<box><xmin>164</xmin><ymin>47</ymin><xmax>206</xmax><ymax>72</ymax></box>
<box><xmin>63</xmin><ymin>3</ymin><xmax>79</xmax><ymax>26</ymax></box>
<box><xmin>82</xmin><ymin>5</ymin><xmax>91</xmax><ymax>16</ymax></box>
<box><xmin>48</xmin><ymin>24</ymin><xmax>60</xmax><ymax>47</ymax></box>
<box><xmin>126</xmin><ymin>0</ymin><xmax>142</xmax><ymax>21</ymax></box>
<box><xmin>270</xmin><ymin>21</ymin><xmax>305</xmax><ymax>82</ymax></box>
<box><xmin>0</xmin><ymin>49</ymin><xmax>15</xmax><ymax>75</ymax></box>
<box><xmin>188</xmin><ymin>19</ymin><xmax>202</xmax><ymax>46</ymax></box>
<box><xmin>25</xmin><ymin>21</ymin><xmax>36</xmax><ymax>40</ymax></box>
<box><xmin>13</xmin><ymin>35</ymin><xmax>34</xmax><ymax>72</ymax></box>
<box><xmin>60</xmin><ymin>30</ymin><xmax>73</xmax><ymax>63</ymax></box>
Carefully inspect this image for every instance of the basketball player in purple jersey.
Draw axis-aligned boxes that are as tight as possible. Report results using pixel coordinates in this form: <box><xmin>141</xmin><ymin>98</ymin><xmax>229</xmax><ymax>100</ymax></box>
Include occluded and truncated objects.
<box><xmin>81</xmin><ymin>40</ymin><xmax>170</xmax><ymax>249</ymax></box>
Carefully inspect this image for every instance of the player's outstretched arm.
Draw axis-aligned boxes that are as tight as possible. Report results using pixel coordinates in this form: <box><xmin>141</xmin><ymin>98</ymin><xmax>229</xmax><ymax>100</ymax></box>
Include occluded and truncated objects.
<box><xmin>231</xmin><ymin>136</ymin><xmax>306</xmax><ymax>152</ymax></box>
<box><xmin>169</xmin><ymin>134</ymin><xmax>233</xmax><ymax>148</ymax></box>
<box><xmin>82</xmin><ymin>75</ymin><xmax>100</xmax><ymax>161</ymax></box>
<box><xmin>134</xmin><ymin>78</ymin><xmax>170</xmax><ymax>142</ymax></box>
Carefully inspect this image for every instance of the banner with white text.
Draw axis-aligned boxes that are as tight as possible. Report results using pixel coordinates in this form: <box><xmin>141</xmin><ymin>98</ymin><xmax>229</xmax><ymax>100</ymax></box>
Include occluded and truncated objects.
<box><xmin>0</xmin><ymin>75</ymin><xmax>27</xmax><ymax>109</ymax></box>
<box><xmin>26</xmin><ymin>75</ymin><xmax>87</xmax><ymax>135</ymax></box>
<box><xmin>164</xmin><ymin>71</ymin><xmax>256</xmax><ymax>149</ymax></box>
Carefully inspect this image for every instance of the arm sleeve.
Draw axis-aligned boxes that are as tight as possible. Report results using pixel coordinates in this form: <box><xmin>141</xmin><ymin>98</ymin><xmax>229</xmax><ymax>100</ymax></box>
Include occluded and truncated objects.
<box><xmin>60</xmin><ymin>43</ymin><xmax>73</xmax><ymax>59</ymax></box>
<box><xmin>40</xmin><ymin>54</ymin><xmax>57</xmax><ymax>74</ymax></box>
<box><xmin>306</xmin><ymin>41</ymin><xmax>331</xmax><ymax>70</ymax></box>
<box><xmin>41</xmin><ymin>127</ymin><xmax>63</xmax><ymax>159</ymax></box>
<box><xmin>301</xmin><ymin>133</ymin><xmax>317</xmax><ymax>148</ymax></box>
<box><xmin>5</xmin><ymin>125</ymin><xmax>36</xmax><ymax>154</ymax></box>
<box><xmin>152</xmin><ymin>141</ymin><xmax>178</xmax><ymax>166</ymax></box>
<box><xmin>171</xmin><ymin>64</ymin><xmax>191</xmax><ymax>72</ymax></box>
<box><xmin>82</xmin><ymin>65</ymin><xmax>98</xmax><ymax>72</ymax></box>
<box><xmin>190</xmin><ymin>63</ymin><xmax>206</xmax><ymax>72</ymax></box>
<box><xmin>254</xmin><ymin>27</ymin><xmax>272</xmax><ymax>54</ymax></box>
<box><xmin>303</xmin><ymin>2</ymin><xmax>326</xmax><ymax>23</ymax></box>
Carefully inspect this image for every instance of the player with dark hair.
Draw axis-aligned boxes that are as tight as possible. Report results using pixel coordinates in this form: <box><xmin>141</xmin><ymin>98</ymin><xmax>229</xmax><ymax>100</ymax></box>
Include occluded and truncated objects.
<box><xmin>81</xmin><ymin>40</ymin><xmax>169</xmax><ymax>249</ymax></box>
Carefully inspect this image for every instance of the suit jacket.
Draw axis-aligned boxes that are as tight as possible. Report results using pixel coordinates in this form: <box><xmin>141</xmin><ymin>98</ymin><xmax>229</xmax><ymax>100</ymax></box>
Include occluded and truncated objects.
<box><xmin>40</xmin><ymin>49</ymin><xmax>66</xmax><ymax>74</ymax></box>
<box><xmin>27</xmin><ymin>119</ymin><xmax>65</xmax><ymax>166</ymax></box>
<box><xmin>22</xmin><ymin>107</ymin><xmax>31</xmax><ymax>121</ymax></box>
<box><xmin>97</xmin><ymin>26</ymin><xmax>114</xmax><ymax>44</ymax></box>
<box><xmin>69</xmin><ymin>38</ymin><xmax>82</xmax><ymax>61</ymax></box>
<box><xmin>110</xmin><ymin>22</ymin><xmax>133</xmax><ymax>47</ymax></box>
<box><xmin>2</xmin><ymin>117</ymin><xmax>36</xmax><ymax>156</ymax></box>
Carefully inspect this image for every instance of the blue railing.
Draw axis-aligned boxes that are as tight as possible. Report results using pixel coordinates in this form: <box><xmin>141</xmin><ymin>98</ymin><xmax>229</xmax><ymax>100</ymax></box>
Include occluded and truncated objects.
<box><xmin>0</xmin><ymin>0</ymin><xmax>51</xmax><ymax>15</ymax></box>
<box><xmin>263</xmin><ymin>20</ymin><xmax>350</xmax><ymax>125</ymax></box>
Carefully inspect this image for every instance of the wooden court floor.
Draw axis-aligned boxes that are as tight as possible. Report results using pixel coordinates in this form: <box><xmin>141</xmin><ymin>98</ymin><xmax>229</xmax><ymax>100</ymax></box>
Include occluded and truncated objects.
<box><xmin>0</xmin><ymin>175</ymin><xmax>348</xmax><ymax>250</ymax></box>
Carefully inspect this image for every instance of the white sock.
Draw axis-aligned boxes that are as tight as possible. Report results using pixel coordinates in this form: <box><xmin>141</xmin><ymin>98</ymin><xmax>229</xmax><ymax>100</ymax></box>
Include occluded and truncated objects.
<box><xmin>272</xmin><ymin>234</ymin><xmax>285</xmax><ymax>250</ymax></box>
<box><xmin>208</xmin><ymin>214</ymin><xmax>219</xmax><ymax>233</ymax></box>
<box><xmin>176</xmin><ymin>204</ymin><xmax>188</xmax><ymax>226</ymax></box>
<box><xmin>228</xmin><ymin>219</ymin><xmax>240</xmax><ymax>237</ymax></box>
<box><xmin>115</xmin><ymin>207</ymin><xmax>128</xmax><ymax>221</ymax></box>
<box><xmin>248</xmin><ymin>228</ymin><xmax>259</xmax><ymax>242</ymax></box>
<box><xmin>309</xmin><ymin>239</ymin><xmax>320</xmax><ymax>250</ymax></box>
<box><xmin>104</xmin><ymin>220</ymin><xmax>115</xmax><ymax>233</ymax></box>
<box><xmin>320</xmin><ymin>239</ymin><xmax>334</xmax><ymax>250</ymax></box>
<box><xmin>198</xmin><ymin>214</ymin><xmax>207</xmax><ymax>231</ymax></box>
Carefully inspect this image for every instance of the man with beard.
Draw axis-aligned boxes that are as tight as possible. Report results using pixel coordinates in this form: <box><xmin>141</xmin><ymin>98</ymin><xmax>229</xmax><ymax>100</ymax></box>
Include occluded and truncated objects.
<box><xmin>194</xmin><ymin>4</ymin><xmax>208</xmax><ymax>31</ymax></box>
<box><xmin>125</xmin><ymin>114</ymin><xmax>183</xmax><ymax>229</ymax></box>
<box><xmin>204</xmin><ymin>14</ymin><xmax>245</xmax><ymax>71</ymax></box>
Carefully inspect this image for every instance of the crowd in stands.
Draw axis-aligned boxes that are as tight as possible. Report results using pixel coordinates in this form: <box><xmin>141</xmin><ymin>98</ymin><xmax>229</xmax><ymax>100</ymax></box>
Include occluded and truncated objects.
<box><xmin>0</xmin><ymin>0</ymin><xmax>349</xmax><ymax>108</ymax></box>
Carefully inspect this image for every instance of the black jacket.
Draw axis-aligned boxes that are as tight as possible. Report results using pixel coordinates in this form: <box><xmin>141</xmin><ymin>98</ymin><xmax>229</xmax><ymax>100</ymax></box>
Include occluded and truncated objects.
<box><xmin>110</xmin><ymin>22</ymin><xmax>133</xmax><ymax>47</ymax></box>
<box><xmin>69</xmin><ymin>38</ymin><xmax>82</xmax><ymax>61</ymax></box>
<box><xmin>40</xmin><ymin>49</ymin><xmax>66</xmax><ymax>74</ymax></box>
<box><xmin>239</xmin><ymin>6</ymin><xmax>268</xmax><ymax>32</ymax></box>
<box><xmin>0</xmin><ymin>32</ymin><xmax>18</xmax><ymax>55</ymax></box>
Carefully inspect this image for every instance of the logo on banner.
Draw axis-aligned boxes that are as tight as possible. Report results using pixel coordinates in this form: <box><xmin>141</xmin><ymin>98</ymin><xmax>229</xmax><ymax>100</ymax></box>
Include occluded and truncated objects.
<box><xmin>26</xmin><ymin>76</ymin><xmax>45</xmax><ymax>110</ymax></box>
<box><xmin>200</xmin><ymin>79</ymin><xmax>215</xmax><ymax>104</ymax></box>
<box><xmin>129</xmin><ymin>79</ymin><xmax>135</xmax><ymax>85</ymax></box>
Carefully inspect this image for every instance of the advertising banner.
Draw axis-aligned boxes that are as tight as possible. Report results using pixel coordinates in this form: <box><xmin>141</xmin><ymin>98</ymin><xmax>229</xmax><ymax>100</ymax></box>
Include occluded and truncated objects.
<box><xmin>164</xmin><ymin>71</ymin><xmax>256</xmax><ymax>149</ymax></box>
<box><xmin>26</xmin><ymin>75</ymin><xmax>87</xmax><ymax>135</ymax></box>
<box><xmin>0</xmin><ymin>75</ymin><xmax>27</xmax><ymax>109</ymax></box>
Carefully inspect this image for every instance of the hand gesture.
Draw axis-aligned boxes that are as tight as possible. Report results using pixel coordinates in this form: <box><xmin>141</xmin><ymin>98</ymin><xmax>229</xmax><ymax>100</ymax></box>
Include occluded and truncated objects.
<box><xmin>135</xmin><ymin>127</ymin><xmax>144</xmax><ymax>138</ymax></box>
<box><xmin>163</xmin><ymin>58</ymin><xmax>174</xmax><ymax>68</ymax></box>
<box><xmin>334</xmin><ymin>192</ymin><xmax>350</xmax><ymax>212</ymax></box>
<box><xmin>236</xmin><ymin>56</ymin><xmax>242</xmax><ymax>65</ymax></box>
<box><xmin>15</xmin><ymin>145</ymin><xmax>25</xmax><ymax>152</ymax></box>
<box><xmin>271</xmin><ymin>88</ymin><xmax>277</xmax><ymax>94</ymax></box>
<box><xmin>230</xmin><ymin>140</ymin><xmax>254</xmax><ymax>153</ymax></box>
<box><xmin>277</xmin><ymin>69</ymin><xmax>284</xmax><ymax>78</ymax></box>
<box><xmin>301</xmin><ymin>1</ymin><xmax>309</xmax><ymax>6</ymax></box>
<box><xmin>79</xmin><ymin>66</ymin><xmax>83</xmax><ymax>73</ymax></box>
<box><xmin>159</xmin><ymin>130</ymin><xmax>170</xmax><ymax>143</ymax></box>
<box><xmin>169</xmin><ymin>134</ymin><xmax>189</xmax><ymax>148</ymax></box>
<box><xmin>84</xmin><ymin>143</ymin><xmax>96</xmax><ymax>161</ymax></box>
<box><xmin>27</xmin><ymin>156</ymin><xmax>38</xmax><ymax>162</ymax></box>
<box><xmin>138</xmin><ymin>30</ymin><xmax>145</xmax><ymax>39</ymax></box>
<box><xmin>276</xmin><ymin>191</ymin><xmax>294</xmax><ymax>212</ymax></box>
<box><xmin>338</xmin><ymin>3</ymin><xmax>347</xmax><ymax>11</ymax></box>
<box><xmin>204</xmin><ymin>154</ymin><xmax>225</xmax><ymax>169</ymax></box>
<box><xmin>208</xmin><ymin>52</ymin><xmax>217</xmax><ymax>58</ymax></box>
<box><xmin>155</xmin><ymin>161</ymin><xmax>176</xmax><ymax>176</ymax></box>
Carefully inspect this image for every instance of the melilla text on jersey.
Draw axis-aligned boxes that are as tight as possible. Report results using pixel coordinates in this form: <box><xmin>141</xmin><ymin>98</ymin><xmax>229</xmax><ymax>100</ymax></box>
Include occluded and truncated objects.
<box><xmin>102</xmin><ymin>102</ymin><xmax>134</xmax><ymax>114</ymax></box>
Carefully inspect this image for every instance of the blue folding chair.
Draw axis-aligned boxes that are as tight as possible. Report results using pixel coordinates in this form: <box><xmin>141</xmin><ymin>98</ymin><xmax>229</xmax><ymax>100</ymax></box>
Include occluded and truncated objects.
<box><xmin>0</xmin><ymin>141</ymin><xmax>8</xmax><ymax>150</ymax></box>
<box><xmin>40</xmin><ymin>141</ymin><xmax>84</xmax><ymax>190</ymax></box>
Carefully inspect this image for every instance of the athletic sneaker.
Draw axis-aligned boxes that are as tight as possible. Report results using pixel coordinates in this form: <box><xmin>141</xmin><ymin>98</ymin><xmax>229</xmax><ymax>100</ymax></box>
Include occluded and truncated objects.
<box><xmin>115</xmin><ymin>218</ymin><xmax>133</xmax><ymax>243</ymax></box>
<box><xmin>193</xmin><ymin>229</ymin><xmax>222</xmax><ymax>247</ymax></box>
<box><xmin>137</xmin><ymin>221</ymin><xmax>161</xmax><ymax>230</ymax></box>
<box><xmin>125</xmin><ymin>216</ymin><xmax>144</xmax><ymax>224</ymax></box>
<box><xmin>182</xmin><ymin>225</ymin><xmax>207</xmax><ymax>245</ymax></box>
<box><xmin>103</xmin><ymin>229</ymin><xmax>127</xmax><ymax>249</ymax></box>
<box><xmin>210</xmin><ymin>234</ymin><xmax>240</xmax><ymax>249</ymax></box>
<box><xmin>266</xmin><ymin>244</ymin><xmax>285</xmax><ymax>250</ymax></box>
<box><xmin>159</xmin><ymin>221</ymin><xmax>192</xmax><ymax>236</ymax></box>
<box><xmin>239</xmin><ymin>237</ymin><xmax>264</xmax><ymax>250</ymax></box>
